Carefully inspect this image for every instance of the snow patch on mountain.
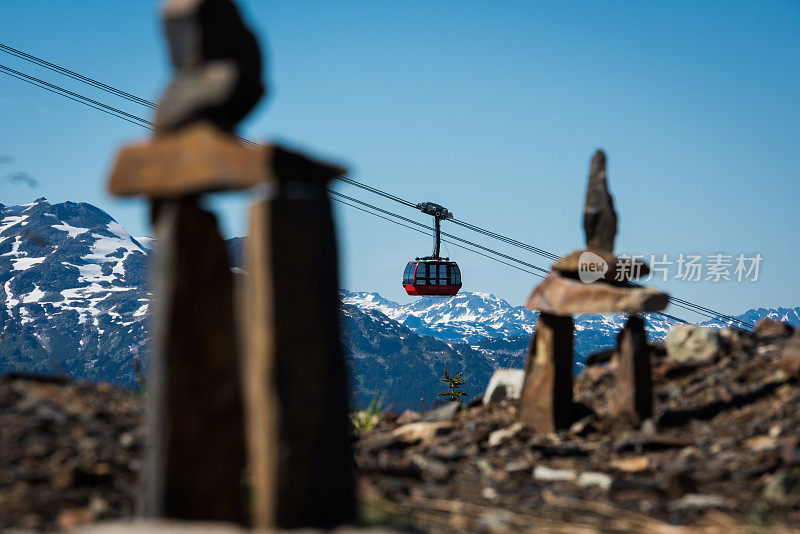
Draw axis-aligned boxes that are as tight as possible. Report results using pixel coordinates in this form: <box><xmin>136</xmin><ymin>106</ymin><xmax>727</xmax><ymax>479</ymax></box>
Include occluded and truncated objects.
<box><xmin>341</xmin><ymin>290</ymin><xmax>538</xmax><ymax>344</ymax></box>
<box><xmin>135</xmin><ymin>237</ymin><xmax>155</xmax><ymax>251</ymax></box>
<box><xmin>53</xmin><ymin>222</ymin><xmax>90</xmax><ymax>239</ymax></box>
<box><xmin>11</xmin><ymin>256</ymin><xmax>46</xmax><ymax>270</ymax></box>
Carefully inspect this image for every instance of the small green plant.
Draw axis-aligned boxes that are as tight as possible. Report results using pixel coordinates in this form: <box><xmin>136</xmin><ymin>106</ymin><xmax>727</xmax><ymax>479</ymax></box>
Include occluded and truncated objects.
<box><xmin>353</xmin><ymin>397</ymin><xmax>385</xmax><ymax>431</ymax></box>
<box><xmin>420</xmin><ymin>397</ymin><xmax>429</xmax><ymax>412</ymax></box>
<box><xmin>437</xmin><ymin>369</ymin><xmax>469</xmax><ymax>404</ymax></box>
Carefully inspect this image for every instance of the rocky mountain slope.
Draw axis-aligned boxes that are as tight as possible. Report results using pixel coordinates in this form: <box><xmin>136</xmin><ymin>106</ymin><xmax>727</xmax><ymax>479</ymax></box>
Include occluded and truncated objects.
<box><xmin>0</xmin><ymin>200</ymin><xmax>491</xmax><ymax>408</ymax></box>
<box><xmin>340</xmin><ymin>303</ymin><xmax>494</xmax><ymax>408</ymax></box>
<box><xmin>0</xmin><ymin>199</ymin><xmax>149</xmax><ymax>387</ymax></box>
<box><xmin>341</xmin><ymin>291</ymin><xmax>538</xmax><ymax>343</ymax></box>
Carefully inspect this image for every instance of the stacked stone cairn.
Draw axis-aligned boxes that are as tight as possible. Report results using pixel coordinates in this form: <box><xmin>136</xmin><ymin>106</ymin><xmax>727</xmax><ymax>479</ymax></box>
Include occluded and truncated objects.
<box><xmin>519</xmin><ymin>150</ymin><xmax>670</xmax><ymax>432</ymax></box>
<box><xmin>107</xmin><ymin>0</ymin><xmax>354</xmax><ymax>529</ymax></box>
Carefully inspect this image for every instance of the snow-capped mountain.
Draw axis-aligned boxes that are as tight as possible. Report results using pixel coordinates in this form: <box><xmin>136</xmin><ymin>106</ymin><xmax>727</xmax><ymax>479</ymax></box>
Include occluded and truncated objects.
<box><xmin>341</xmin><ymin>290</ymin><xmax>677</xmax><ymax>362</ymax></box>
<box><xmin>2</xmin><ymin>199</ymin><xmax>797</xmax><ymax>407</ymax></box>
<box><xmin>341</xmin><ymin>290</ymin><xmax>537</xmax><ymax>343</ymax></box>
<box><xmin>0</xmin><ymin>198</ymin><xmax>149</xmax><ymax>385</ymax></box>
<box><xmin>0</xmin><ymin>200</ymin><xmax>493</xmax><ymax>406</ymax></box>
<box><xmin>339</xmin><ymin>302</ymin><xmax>493</xmax><ymax>407</ymax></box>
<box><xmin>723</xmin><ymin>307</ymin><xmax>800</xmax><ymax>328</ymax></box>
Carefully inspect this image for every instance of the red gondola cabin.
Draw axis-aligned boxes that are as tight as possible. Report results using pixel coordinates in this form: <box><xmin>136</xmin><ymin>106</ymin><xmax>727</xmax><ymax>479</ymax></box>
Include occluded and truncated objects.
<box><xmin>403</xmin><ymin>259</ymin><xmax>461</xmax><ymax>296</ymax></box>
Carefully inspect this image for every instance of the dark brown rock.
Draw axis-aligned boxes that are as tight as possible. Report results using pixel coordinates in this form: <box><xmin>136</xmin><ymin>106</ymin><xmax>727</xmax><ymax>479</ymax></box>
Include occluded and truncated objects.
<box><xmin>146</xmin><ymin>198</ymin><xmax>247</xmax><ymax>523</ymax></box>
<box><xmin>582</xmin><ymin>150</ymin><xmax>617</xmax><ymax>253</ymax></box>
<box><xmin>754</xmin><ymin>318</ymin><xmax>794</xmax><ymax>339</ymax></box>
<box><xmin>243</xmin><ymin>184</ymin><xmax>355</xmax><ymax>529</ymax></box>
<box><xmin>780</xmin><ymin>332</ymin><xmax>800</xmax><ymax>378</ymax></box>
<box><xmin>108</xmin><ymin>124</ymin><xmax>271</xmax><ymax>198</ymax></box>
<box><xmin>585</xmin><ymin>348</ymin><xmax>616</xmax><ymax>366</ymax></box>
<box><xmin>156</xmin><ymin>0</ymin><xmax>265</xmax><ymax>132</ymax></box>
<box><xmin>518</xmin><ymin>313</ymin><xmax>574</xmax><ymax>432</ymax></box>
<box><xmin>271</xmin><ymin>145</ymin><xmax>346</xmax><ymax>184</ymax></box>
<box><xmin>611</xmin><ymin>315</ymin><xmax>653</xmax><ymax>425</ymax></box>
<box><xmin>526</xmin><ymin>270</ymin><xmax>669</xmax><ymax>315</ymax></box>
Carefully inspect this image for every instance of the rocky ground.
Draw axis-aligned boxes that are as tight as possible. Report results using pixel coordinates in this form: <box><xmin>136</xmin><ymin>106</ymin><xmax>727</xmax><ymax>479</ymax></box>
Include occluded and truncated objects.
<box><xmin>357</xmin><ymin>325</ymin><xmax>800</xmax><ymax>532</ymax></box>
<box><xmin>0</xmin><ymin>375</ymin><xmax>144</xmax><ymax>531</ymax></box>
<box><xmin>2</xmin><ymin>325</ymin><xmax>800</xmax><ymax>532</ymax></box>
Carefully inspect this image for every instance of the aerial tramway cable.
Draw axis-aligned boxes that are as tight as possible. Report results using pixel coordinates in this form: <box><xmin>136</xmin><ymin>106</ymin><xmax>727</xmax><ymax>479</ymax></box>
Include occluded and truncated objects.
<box><xmin>0</xmin><ymin>49</ymin><xmax>752</xmax><ymax>328</ymax></box>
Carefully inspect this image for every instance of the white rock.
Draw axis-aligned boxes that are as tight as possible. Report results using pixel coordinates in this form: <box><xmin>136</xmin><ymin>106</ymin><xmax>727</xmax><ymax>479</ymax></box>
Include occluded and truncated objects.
<box><xmin>487</xmin><ymin>422</ymin><xmax>524</xmax><ymax>448</ymax></box>
<box><xmin>482</xmin><ymin>369</ymin><xmax>525</xmax><ymax>404</ymax></box>
<box><xmin>669</xmin><ymin>493</ymin><xmax>729</xmax><ymax>510</ymax></box>
<box><xmin>481</xmin><ymin>486</ymin><xmax>499</xmax><ymax>500</ymax></box>
<box><xmin>577</xmin><ymin>471</ymin><xmax>613</xmax><ymax>490</ymax></box>
<box><xmin>533</xmin><ymin>466</ymin><xmax>576</xmax><ymax>482</ymax></box>
<box><xmin>666</xmin><ymin>326</ymin><xmax>725</xmax><ymax>364</ymax></box>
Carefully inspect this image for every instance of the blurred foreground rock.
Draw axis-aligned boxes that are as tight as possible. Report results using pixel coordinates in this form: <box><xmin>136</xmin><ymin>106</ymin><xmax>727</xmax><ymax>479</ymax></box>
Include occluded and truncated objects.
<box><xmin>0</xmin><ymin>375</ymin><xmax>143</xmax><ymax>531</ymax></box>
<box><xmin>755</xmin><ymin>318</ymin><xmax>794</xmax><ymax>339</ymax></box>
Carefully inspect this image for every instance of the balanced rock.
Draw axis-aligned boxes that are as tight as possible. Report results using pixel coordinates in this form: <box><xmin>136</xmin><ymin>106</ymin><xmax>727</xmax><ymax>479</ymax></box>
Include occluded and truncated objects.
<box><xmin>108</xmin><ymin>125</ymin><xmax>345</xmax><ymax>198</ymax></box>
<box><xmin>526</xmin><ymin>270</ymin><xmax>668</xmax><ymax>315</ymax></box>
<box><xmin>552</xmin><ymin>248</ymin><xmax>650</xmax><ymax>283</ymax></box>
<box><xmin>666</xmin><ymin>325</ymin><xmax>726</xmax><ymax>365</ymax></box>
<box><xmin>156</xmin><ymin>0</ymin><xmax>265</xmax><ymax>132</ymax></box>
<box><xmin>583</xmin><ymin>150</ymin><xmax>617</xmax><ymax>253</ymax></box>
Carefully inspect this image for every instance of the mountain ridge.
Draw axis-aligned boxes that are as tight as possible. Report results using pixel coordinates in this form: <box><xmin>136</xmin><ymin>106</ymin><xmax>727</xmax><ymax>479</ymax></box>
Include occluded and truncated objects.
<box><xmin>1</xmin><ymin>199</ymin><xmax>797</xmax><ymax>407</ymax></box>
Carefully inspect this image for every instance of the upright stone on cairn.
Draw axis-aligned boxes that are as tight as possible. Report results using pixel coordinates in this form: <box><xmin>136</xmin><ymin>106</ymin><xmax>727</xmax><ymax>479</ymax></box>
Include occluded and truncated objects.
<box><xmin>146</xmin><ymin>198</ymin><xmax>246</xmax><ymax>522</ymax></box>
<box><xmin>519</xmin><ymin>313</ymin><xmax>574</xmax><ymax>432</ymax></box>
<box><xmin>519</xmin><ymin>150</ymin><xmax>669</xmax><ymax>431</ymax></box>
<box><xmin>583</xmin><ymin>150</ymin><xmax>617</xmax><ymax>253</ymax></box>
<box><xmin>613</xmin><ymin>315</ymin><xmax>652</xmax><ymax>424</ymax></box>
<box><xmin>243</xmin><ymin>150</ymin><xmax>356</xmax><ymax>529</ymax></box>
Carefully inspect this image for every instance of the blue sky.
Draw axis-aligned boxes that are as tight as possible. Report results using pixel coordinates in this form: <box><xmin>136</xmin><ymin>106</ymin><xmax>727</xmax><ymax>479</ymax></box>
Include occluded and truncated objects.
<box><xmin>1</xmin><ymin>1</ymin><xmax>798</xmax><ymax>317</ymax></box>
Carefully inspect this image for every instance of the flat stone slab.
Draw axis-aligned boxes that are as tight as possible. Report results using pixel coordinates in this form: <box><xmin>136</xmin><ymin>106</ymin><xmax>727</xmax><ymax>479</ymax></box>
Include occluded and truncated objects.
<box><xmin>108</xmin><ymin>124</ymin><xmax>272</xmax><ymax>197</ymax></box>
<box><xmin>526</xmin><ymin>271</ymin><xmax>668</xmax><ymax>315</ymax></box>
<box><xmin>552</xmin><ymin>249</ymin><xmax>650</xmax><ymax>283</ymax></box>
<box><xmin>107</xmin><ymin>124</ymin><xmax>345</xmax><ymax>198</ymax></box>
